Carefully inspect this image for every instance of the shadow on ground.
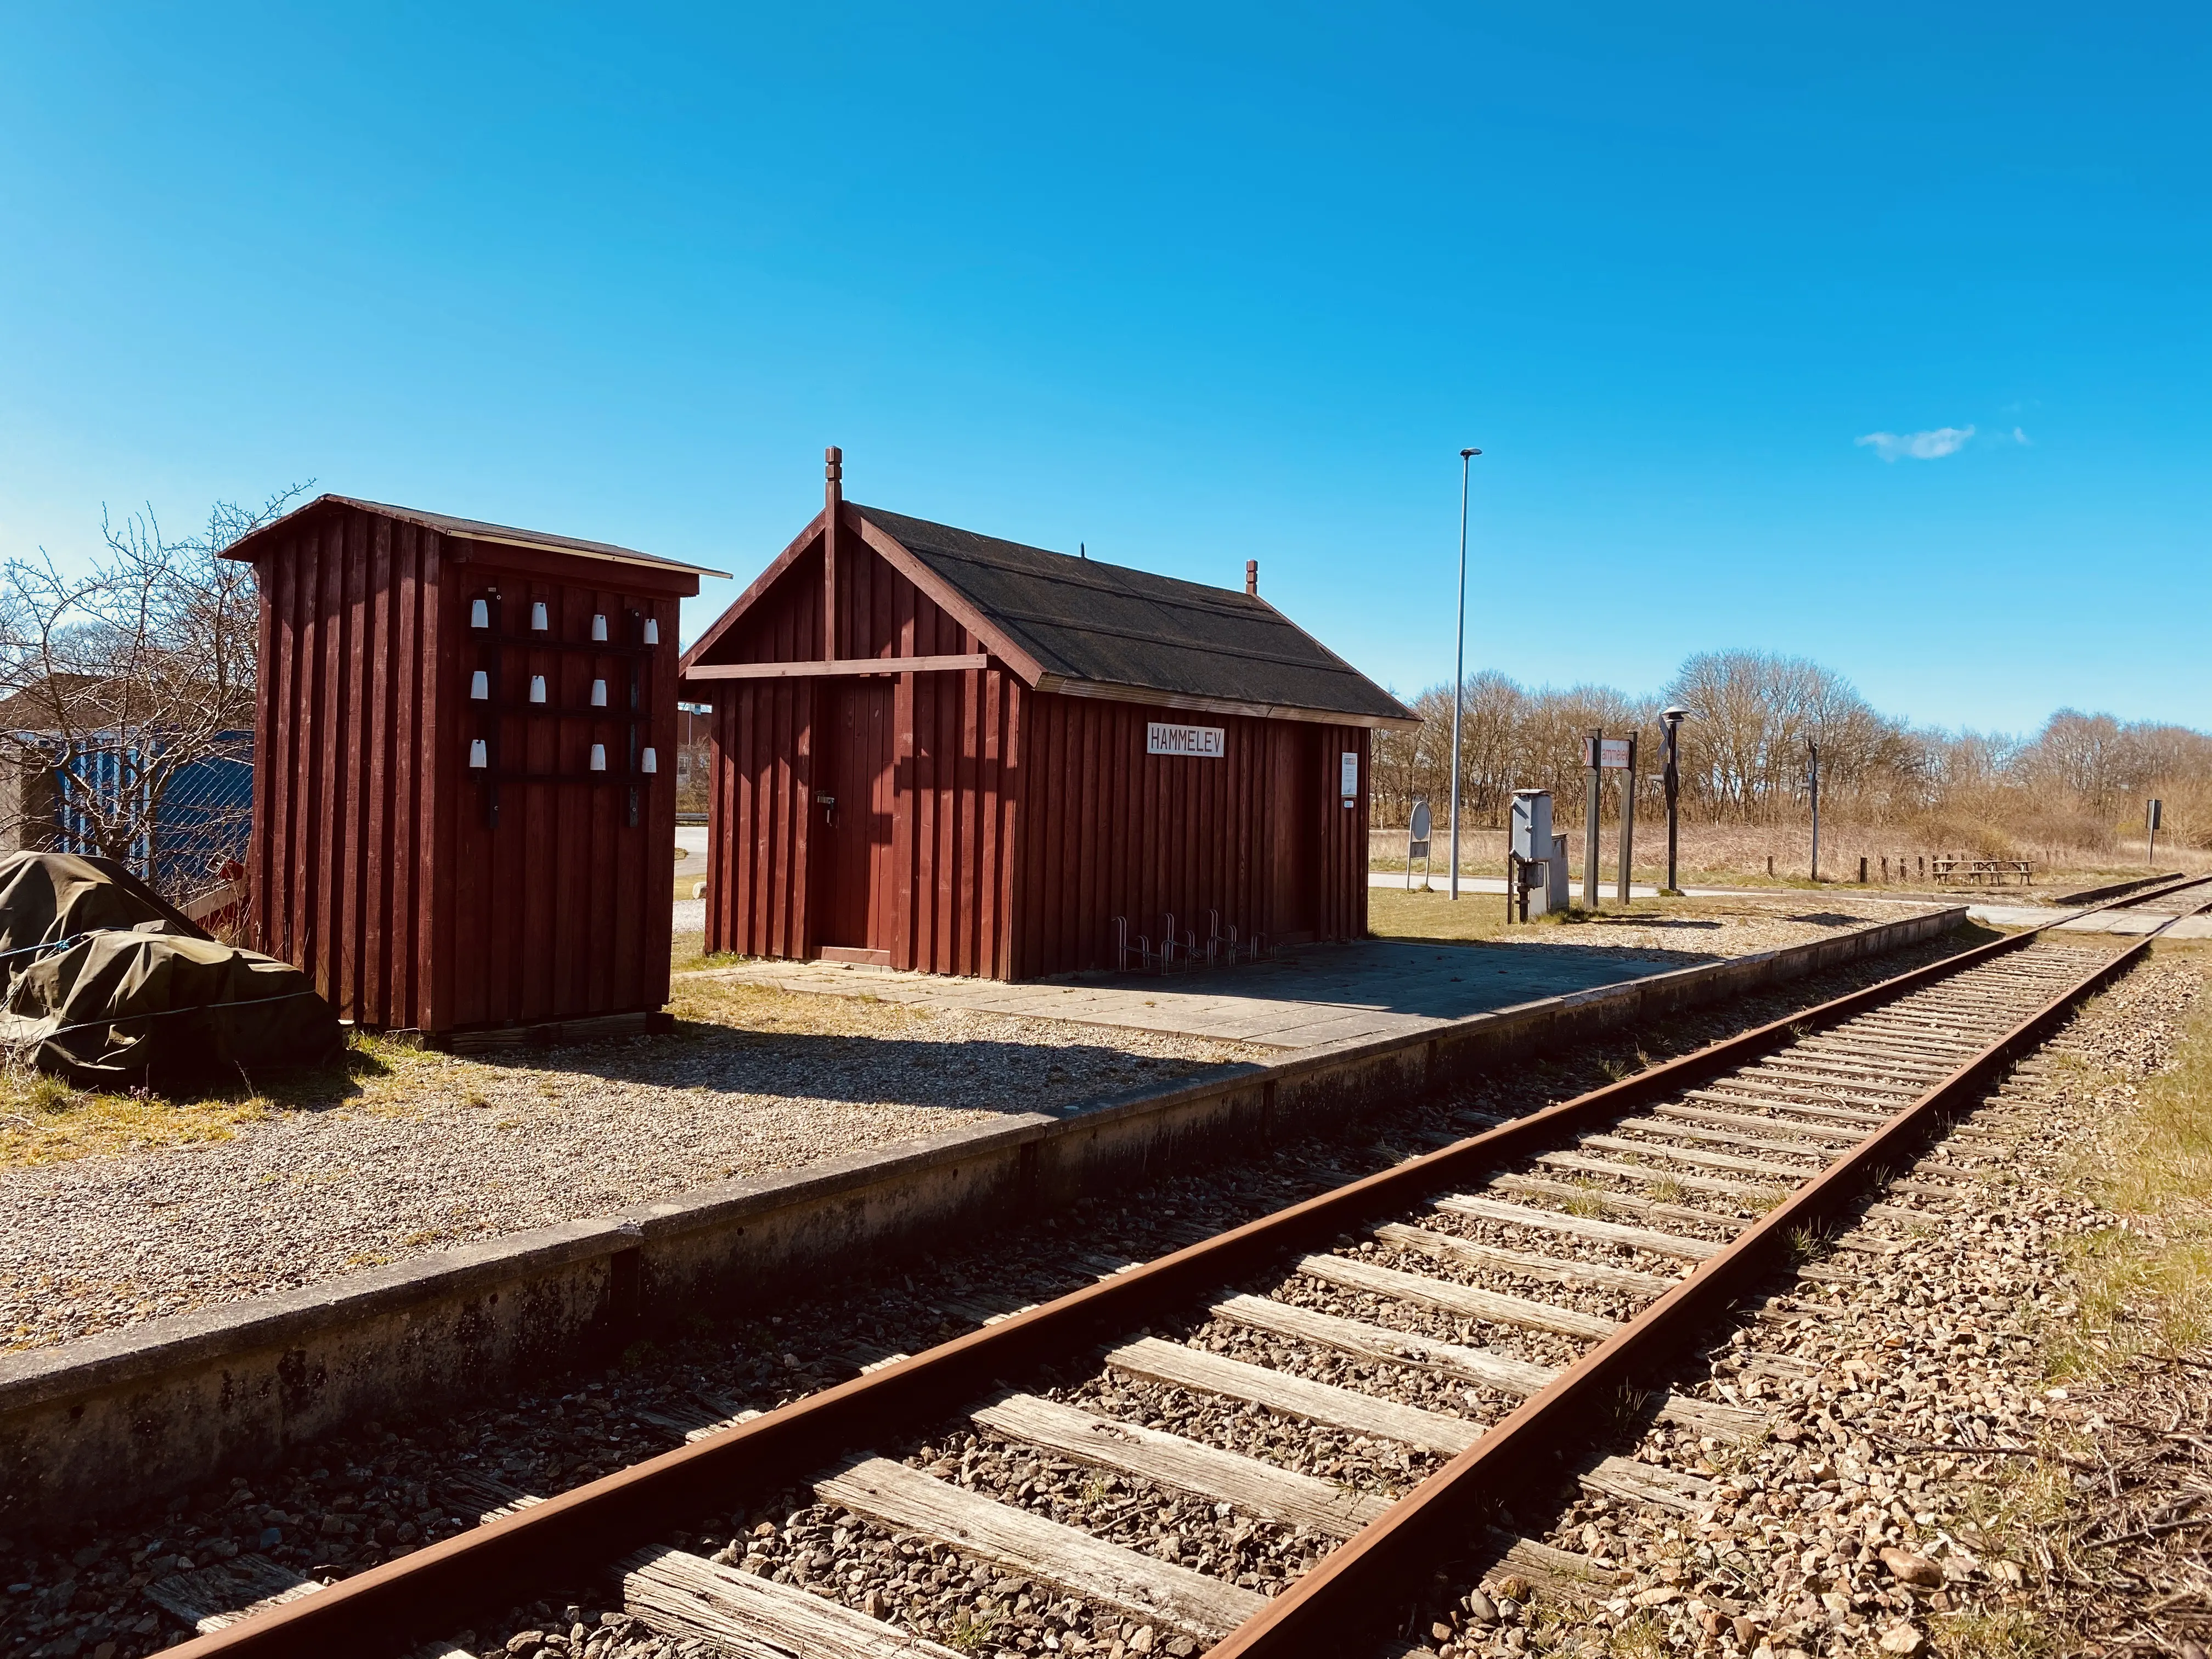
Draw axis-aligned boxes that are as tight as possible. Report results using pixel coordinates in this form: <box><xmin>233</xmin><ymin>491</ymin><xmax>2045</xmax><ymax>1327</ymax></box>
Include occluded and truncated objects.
<box><xmin>492</xmin><ymin>1023</ymin><xmax>1256</xmax><ymax>1112</ymax></box>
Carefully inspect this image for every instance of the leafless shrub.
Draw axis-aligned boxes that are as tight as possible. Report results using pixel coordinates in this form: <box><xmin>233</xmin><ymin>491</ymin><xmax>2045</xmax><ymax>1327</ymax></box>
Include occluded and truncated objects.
<box><xmin>0</xmin><ymin>485</ymin><xmax>309</xmax><ymax>900</ymax></box>
<box><xmin>1374</xmin><ymin>649</ymin><xmax>2212</xmax><ymax>861</ymax></box>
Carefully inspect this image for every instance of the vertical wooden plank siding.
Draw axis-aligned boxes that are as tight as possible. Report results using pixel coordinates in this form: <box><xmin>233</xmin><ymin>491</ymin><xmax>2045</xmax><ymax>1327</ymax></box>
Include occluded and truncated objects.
<box><xmin>1007</xmin><ymin>697</ymin><xmax>1370</xmax><ymax>979</ymax></box>
<box><xmin>390</xmin><ymin>526</ymin><xmax>421</xmax><ymax>1028</ymax></box>
<box><xmin>242</xmin><ymin>503</ymin><xmax>689</xmax><ymax>1031</ymax></box>
<box><xmin>693</xmin><ymin>535</ymin><xmax>1375</xmax><ymax>983</ymax></box>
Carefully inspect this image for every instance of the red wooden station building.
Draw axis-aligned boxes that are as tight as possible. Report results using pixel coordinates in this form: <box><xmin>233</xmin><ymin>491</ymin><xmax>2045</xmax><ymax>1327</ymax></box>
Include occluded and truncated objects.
<box><xmin>681</xmin><ymin>451</ymin><xmax>1417</xmax><ymax>980</ymax></box>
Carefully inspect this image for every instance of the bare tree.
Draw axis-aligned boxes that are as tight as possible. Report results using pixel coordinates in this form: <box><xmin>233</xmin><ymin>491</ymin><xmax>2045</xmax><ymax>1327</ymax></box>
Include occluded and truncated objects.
<box><xmin>0</xmin><ymin>485</ymin><xmax>309</xmax><ymax>898</ymax></box>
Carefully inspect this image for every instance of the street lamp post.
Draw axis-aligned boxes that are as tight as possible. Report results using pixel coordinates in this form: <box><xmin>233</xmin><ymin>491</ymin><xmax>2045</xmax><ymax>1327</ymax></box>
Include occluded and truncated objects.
<box><xmin>1448</xmin><ymin>448</ymin><xmax>1480</xmax><ymax>900</ymax></box>
<box><xmin>1660</xmin><ymin>705</ymin><xmax>1688</xmax><ymax>896</ymax></box>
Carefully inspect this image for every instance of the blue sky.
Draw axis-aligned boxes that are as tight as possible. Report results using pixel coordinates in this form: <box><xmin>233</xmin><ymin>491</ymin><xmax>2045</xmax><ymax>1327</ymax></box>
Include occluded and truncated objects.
<box><xmin>1</xmin><ymin>4</ymin><xmax>2204</xmax><ymax>735</ymax></box>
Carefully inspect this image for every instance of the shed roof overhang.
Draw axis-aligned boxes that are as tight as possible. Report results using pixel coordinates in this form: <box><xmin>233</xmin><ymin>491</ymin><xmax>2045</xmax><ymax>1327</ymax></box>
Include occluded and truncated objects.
<box><xmin>219</xmin><ymin>494</ymin><xmax>730</xmax><ymax>589</ymax></box>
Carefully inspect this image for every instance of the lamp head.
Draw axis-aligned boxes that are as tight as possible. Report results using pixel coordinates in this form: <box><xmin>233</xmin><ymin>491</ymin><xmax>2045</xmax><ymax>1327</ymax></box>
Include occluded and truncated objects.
<box><xmin>1460</xmin><ymin>448</ymin><xmax>1481</xmax><ymax>458</ymax></box>
<box><xmin>1661</xmin><ymin>704</ymin><xmax>1690</xmax><ymax>725</ymax></box>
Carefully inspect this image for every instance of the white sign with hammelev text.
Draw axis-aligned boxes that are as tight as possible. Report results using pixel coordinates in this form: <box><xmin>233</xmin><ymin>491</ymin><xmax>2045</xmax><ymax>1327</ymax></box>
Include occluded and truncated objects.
<box><xmin>1147</xmin><ymin>722</ymin><xmax>1225</xmax><ymax>758</ymax></box>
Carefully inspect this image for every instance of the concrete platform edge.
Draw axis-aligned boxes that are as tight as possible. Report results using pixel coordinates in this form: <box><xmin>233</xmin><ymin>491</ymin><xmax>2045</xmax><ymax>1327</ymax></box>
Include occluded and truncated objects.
<box><xmin>0</xmin><ymin>906</ymin><xmax>1965</xmax><ymax>1526</ymax></box>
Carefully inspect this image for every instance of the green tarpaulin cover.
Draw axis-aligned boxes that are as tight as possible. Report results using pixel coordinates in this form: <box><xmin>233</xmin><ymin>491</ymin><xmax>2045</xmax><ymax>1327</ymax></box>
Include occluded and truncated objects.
<box><xmin>0</xmin><ymin>851</ymin><xmax>177</xmax><ymax>985</ymax></box>
<box><xmin>0</xmin><ymin>853</ymin><xmax>338</xmax><ymax>1084</ymax></box>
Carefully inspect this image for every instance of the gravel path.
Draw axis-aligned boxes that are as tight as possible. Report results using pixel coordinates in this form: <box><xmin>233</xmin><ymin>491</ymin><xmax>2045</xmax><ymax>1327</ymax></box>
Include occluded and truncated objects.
<box><xmin>0</xmin><ymin>986</ymin><xmax>1268</xmax><ymax>1355</ymax></box>
<box><xmin>0</xmin><ymin>929</ymin><xmax>1984</xmax><ymax>1659</ymax></box>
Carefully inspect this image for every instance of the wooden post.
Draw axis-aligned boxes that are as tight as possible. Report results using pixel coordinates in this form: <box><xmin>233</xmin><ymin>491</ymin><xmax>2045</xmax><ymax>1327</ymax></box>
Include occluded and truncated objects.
<box><xmin>1615</xmin><ymin>733</ymin><xmax>1637</xmax><ymax>904</ymax></box>
<box><xmin>1583</xmin><ymin>730</ymin><xmax>1602</xmax><ymax>911</ymax></box>
<box><xmin>1859</xmin><ymin>855</ymin><xmax>1868</xmax><ymax>884</ymax></box>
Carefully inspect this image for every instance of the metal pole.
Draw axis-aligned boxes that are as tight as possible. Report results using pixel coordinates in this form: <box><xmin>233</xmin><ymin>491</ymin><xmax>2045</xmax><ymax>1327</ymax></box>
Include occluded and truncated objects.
<box><xmin>1448</xmin><ymin>448</ymin><xmax>1479</xmax><ymax>899</ymax></box>
<box><xmin>1808</xmin><ymin>738</ymin><xmax>1820</xmax><ymax>882</ymax></box>
<box><xmin>1616</xmin><ymin>732</ymin><xmax>1637</xmax><ymax>903</ymax></box>
<box><xmin>1661</xmin><ymin>713</ymin><xmax>1683</xmax><ymax>895</ymax></box>
<box><xmin>1582</xmin><ymin>730</ymin><xmax>1601</xmax><ymax>911</ymax></box>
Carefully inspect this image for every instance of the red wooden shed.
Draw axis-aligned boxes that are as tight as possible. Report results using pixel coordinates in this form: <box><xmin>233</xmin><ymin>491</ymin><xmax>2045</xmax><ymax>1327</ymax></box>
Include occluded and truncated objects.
<box><xmin>224</xmin><ymin>495</ymin><xmax>724</xmax><ymax>1038</ymax></box>
<box><xmin>681</xmin><ymin>451</ymin><xmax>1418</xmax><ymax>980</ymax></box>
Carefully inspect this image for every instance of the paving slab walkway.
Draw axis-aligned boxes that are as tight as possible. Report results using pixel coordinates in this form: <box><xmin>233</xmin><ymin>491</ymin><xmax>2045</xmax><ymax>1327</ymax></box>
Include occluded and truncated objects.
<box><xmin>1968</xmin><ymin>903</ymin><xmax>2212</xmax><ymax>937</ymax></box>
<box><xmin>681</xmin><ymin>939</ymin><xmax>1703</xmax><ymax>1050</ymax></box>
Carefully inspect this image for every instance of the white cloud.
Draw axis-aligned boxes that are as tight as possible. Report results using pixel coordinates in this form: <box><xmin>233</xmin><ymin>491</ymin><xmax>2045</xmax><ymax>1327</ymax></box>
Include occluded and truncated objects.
<box><xmin>2010</xmin><ymin>426</ymin><xmax>2032</xmax><ymax>445</ymax></box>
<box><xmin>1855</xmin><ymin>425</ymin><xmax>1976</xmax><ymax>461</ymax></box>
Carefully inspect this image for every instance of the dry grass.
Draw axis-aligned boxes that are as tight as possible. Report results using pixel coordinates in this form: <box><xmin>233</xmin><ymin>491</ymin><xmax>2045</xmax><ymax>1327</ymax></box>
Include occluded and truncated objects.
<box><xmin>0</xmin><ymin>1031</ymin><xmax>464</xmax><ymax>1169</ymax></box>
<box><xmin>1934</xmin><ymin>945</ymin><xmax>2212</xmax><ymax>1652</ymax></box>
<box><xmin>1366</xmin><ymin>885</ymin><xmax>1899</xmax><ymax>951</ymax></box>
<box><xmin>1372</xmin><ymin>819</ymin><xmax>2211</xmax><ymax>891</ymax></box>
<box><xmin>2051</xmin><ymin>945</ymin><xmax>2212</xmax><ymax>1386</ymax></box>
<box><xmin>670</xmin><ymin>930</ymin><xmax>753</xmax><ymax>975</ymax></box>
<box><xmin>666</xmin><ymin>974</ymin><xmax>943</xmax><ymax>1037</ymax></box>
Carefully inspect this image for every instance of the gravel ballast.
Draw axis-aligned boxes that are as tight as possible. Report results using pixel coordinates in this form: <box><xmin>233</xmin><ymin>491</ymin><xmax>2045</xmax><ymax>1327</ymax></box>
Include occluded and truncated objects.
<box><xmin>1402</xmin><ymin>948</ymin><xmax>2210</xmax><ymax>1659</ymax></box>
<box><xmin>0</xmin><ymin>929</ymin><xmax>1991</xmax><ymax>1659</ymax></box>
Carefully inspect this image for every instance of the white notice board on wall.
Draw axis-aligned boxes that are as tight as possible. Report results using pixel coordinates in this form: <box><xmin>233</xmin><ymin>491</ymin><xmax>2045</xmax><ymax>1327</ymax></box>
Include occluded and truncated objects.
<box><xmin>1147</xmin><ymin>722</ymin><xmax>1225</xmax><ymax>757</ymax></box>
<box><xmin>1340</xmin><ymin>752</ymin><xmax>1359</xmax><ymax>798</ymax></box>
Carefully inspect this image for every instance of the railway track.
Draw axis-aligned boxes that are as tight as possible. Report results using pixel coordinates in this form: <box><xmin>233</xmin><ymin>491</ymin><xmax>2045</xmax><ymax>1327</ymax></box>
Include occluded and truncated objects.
<box><xmin>2085</xmin><ymin>870</ymin><xmax>2212</xmax><ymax>921</ymax></box>
<box><xmin>157</xmin><ymin>881</ymin><xmax>2212</xmax><ymax>1659</ymax></box>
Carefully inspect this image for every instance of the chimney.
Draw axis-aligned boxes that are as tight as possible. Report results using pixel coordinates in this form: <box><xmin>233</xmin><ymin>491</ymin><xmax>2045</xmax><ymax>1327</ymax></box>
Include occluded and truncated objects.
<box><xmin>1245</xmin><ymin>559</ymin><xmax>1258</xmax><ymax>596</ymax></box>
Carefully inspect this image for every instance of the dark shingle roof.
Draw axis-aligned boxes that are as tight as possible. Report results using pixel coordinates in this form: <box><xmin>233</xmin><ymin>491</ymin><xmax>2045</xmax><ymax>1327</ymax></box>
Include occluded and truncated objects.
<box><xmin>222</xmin><ymin>494</ymin><xmax>730</xmax><ymax>579</ymax></box>
<box><xmin>860</xmin><ymin>507</ymin><xmax>1414</xmax><ymax>727</ymax></box>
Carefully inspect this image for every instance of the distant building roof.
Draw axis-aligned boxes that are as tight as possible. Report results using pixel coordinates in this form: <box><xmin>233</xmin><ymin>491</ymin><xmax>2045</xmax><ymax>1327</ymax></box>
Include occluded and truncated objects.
<box><xmin>0</xmin><ymin>675</ymin><xmax>131</xmax><ymax>732</ymax></box>
<box><xmin>855</xmin><ymin>507</ymin><xmax>1416</xmax><ymax>729</ymax></box>
<box><xmin>221</xmin><ymin>494</ymin><xmax>731</xmax><ymax>580</ymax></box>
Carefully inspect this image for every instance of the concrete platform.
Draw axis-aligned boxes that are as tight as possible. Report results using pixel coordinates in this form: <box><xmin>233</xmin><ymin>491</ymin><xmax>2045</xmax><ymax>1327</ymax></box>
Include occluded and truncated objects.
<box><xmin>686</xmin><ymin>938</ymin><xmax>1700</xmax><ymax>1050</ymax></box>
<box><xmin>1969</xmin><ymin>904</ymin><xmax>2212</xmax><ymax>937</ymax></box>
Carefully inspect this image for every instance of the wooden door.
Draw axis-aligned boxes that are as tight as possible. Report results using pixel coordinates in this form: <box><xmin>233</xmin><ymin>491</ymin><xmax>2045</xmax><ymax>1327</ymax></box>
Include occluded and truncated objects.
<box><xmin>813</xmin><ymin>679</ymin><xmax>896</xmax><ymax>951</ymax></box>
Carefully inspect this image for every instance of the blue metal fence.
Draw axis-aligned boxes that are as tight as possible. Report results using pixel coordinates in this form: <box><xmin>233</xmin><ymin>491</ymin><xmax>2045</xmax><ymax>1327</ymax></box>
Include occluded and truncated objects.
<box><xmin>46</xmin><ymin>732</ymin><xmax>253</xmax><ymax>894</ymax></box>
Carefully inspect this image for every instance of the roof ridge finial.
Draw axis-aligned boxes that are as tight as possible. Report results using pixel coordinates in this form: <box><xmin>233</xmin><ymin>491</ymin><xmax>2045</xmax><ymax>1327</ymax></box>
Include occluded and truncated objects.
<box><xmin>825</xmin><ymin>445</ymin><xmax>843</xmax><ymax>507</ymax></box>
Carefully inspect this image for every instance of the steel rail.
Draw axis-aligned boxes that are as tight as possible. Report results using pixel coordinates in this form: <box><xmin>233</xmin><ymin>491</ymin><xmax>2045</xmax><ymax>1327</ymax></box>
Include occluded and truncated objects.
<box><xmin>2085</xmin><ymin>869</ymin><xmax>2210</xmax><ymax>911</ymax></box>
<box><xmin>1204</xmin><ymin>890</ymin><xmax>2212</xmax><ymax>1656</ymax></box>
<box><xmin>163</xmin><ymin>894</ymin><xmax>2194</xmax><ymax>1659</ymax></box>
